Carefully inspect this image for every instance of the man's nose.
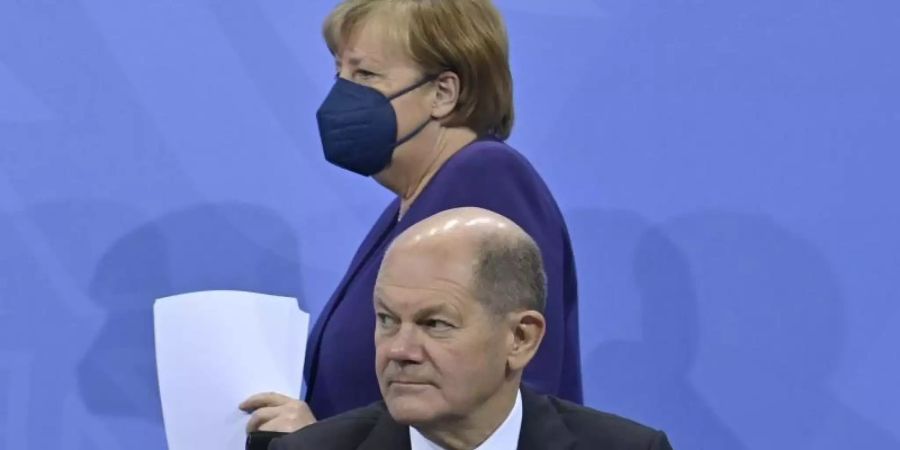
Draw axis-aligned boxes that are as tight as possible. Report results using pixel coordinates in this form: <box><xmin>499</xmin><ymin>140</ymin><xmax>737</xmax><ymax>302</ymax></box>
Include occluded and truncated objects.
<box><xmin>386</xmin><ymin>325</ymin><xmax>424</xmax><ymax>364</ymax></box>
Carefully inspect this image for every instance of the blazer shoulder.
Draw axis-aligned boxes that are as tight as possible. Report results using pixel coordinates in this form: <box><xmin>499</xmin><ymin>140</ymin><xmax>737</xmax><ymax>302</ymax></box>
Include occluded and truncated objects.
<box><xmin>423</xmin><ymin>139</ymin><xmax>558</xmax><ymax>219</ymax></box>
<box><xmin>270</xmin><ymin>403</ymin><xmax>385</xmax><ymax>450</ymax></box>
<box><xmin>549</xmin><ymin>397</ymin><xmax>672</xmax><ymax>449</ymax></box>
<box><xmin>443</xmin><ymin>140</ymin><xmax>538</xmax><ymax>178</ymax></box>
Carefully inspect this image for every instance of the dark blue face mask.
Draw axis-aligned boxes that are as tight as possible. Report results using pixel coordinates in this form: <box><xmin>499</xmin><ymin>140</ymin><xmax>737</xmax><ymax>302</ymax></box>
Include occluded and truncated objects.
<box><xmin>316</xmin><ymin>76</ymin><xmax>435</xmax><ymax>176</ymax></box>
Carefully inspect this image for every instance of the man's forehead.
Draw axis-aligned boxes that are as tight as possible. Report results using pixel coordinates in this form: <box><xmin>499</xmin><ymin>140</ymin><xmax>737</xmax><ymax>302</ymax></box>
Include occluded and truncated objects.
<box><xmin>376</xmin><ymin>266</ymin><xmax>471</xmax><ymax>294</ymax></box>
<box><xmin>376</xmin><ymin>248</ymin><xmax>474</xmax><ymax>296</ymax></box>
<box><xmin>374</xmin><ymin>281</ymin><xmax>469</xmax><ymax>314</ymax></box>
<box><xmin>382</xmin><ymin>245</ymin><xmax>473</xmax><ymax>283</ymax></box>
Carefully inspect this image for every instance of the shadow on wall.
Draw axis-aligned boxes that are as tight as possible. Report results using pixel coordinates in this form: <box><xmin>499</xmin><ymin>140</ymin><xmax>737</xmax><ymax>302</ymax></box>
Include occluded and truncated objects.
<box><xmin>569</xmin><ymin>209</ymin><xmax>745</xmax><ymax>450</ymax></box>
<box><xmin>77</xmin><ymin>202</ymin><xmax>306</xmax><ymax>437</ymax></box>
<box><xmin>0</xmin><ymin>211</ymin><xmax>85</xmax><ymax>449</ymax></box>
<box><xmin>0</xmin><ymin>200</ymin><xmax>161</xmax><ymax>449</ymax></box>
<box><xmin>575</xmin><ymin>209</ymin><xmax>899</xmax><ymax>449</ymax></box>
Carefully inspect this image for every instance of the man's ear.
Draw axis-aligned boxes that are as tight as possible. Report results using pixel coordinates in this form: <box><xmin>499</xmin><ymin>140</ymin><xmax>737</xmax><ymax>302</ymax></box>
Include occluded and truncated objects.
<box><xmin>430</xmin><ymin>71</ymin><xmax>461</xmax><ymax>120</ymax></box>
<box><xmin>507</xmin><ymin>311</ymin><xmax>546</xmax><ymax>372</ymax></box>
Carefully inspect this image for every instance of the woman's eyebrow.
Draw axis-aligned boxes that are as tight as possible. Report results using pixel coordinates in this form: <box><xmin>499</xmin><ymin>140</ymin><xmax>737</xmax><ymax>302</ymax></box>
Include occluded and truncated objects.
<box><xmin>346</xmin><ymin>54</ymin><xmax>386</xmax><ymax>68</ymax></box>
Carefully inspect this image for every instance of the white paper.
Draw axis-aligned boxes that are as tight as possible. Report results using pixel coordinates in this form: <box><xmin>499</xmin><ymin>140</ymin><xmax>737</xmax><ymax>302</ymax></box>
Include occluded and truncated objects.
<box><xmin>154</xmin><ymin>290</ymin><xmax>309</xmax><ymax>450</ymax></box>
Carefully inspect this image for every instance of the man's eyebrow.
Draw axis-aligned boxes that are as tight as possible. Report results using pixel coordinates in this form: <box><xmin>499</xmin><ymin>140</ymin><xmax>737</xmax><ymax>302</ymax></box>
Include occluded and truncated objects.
<box><xmin>413</xmin><ymin>303</ymin><xmax>455</xmax><ymax>319</ymax></box>
<box><xmin>373</xmin><ymin>295</ymin><xmax>396</xmax><ymax>315</ymax></box>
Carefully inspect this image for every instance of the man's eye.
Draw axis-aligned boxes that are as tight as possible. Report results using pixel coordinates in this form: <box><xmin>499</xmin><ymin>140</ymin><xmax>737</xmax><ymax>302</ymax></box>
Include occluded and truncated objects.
<box><xmin>424</xmin><ymin>319</ymin><xmax>453</xmax><ymax>331</ymax></box>
<box><xmin>377</xmin><ymin>313</ymin><xmax>397</xmax><ymax>327</ymax></box>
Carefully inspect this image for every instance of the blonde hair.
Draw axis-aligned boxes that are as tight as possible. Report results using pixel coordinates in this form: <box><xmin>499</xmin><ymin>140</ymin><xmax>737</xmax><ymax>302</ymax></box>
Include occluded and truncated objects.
<box><xmin>323</xmin><ymin>0</ymin><xmax>515</xmax><ymax>140</ymax></box>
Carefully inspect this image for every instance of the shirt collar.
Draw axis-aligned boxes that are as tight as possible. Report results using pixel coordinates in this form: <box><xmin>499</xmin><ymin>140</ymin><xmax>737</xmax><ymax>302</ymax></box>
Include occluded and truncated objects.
<box><xmin>409</xmin><ymin>389</ymin><xmax>523</xmax><ymax>450</ymax></box>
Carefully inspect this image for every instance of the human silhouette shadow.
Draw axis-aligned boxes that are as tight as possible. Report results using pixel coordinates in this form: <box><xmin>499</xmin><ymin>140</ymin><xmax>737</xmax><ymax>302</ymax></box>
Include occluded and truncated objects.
<box><xmin>0</xmin><ymin>211</ymin><xmax>70</xmax><ymax>449</ymax></box>
<box><xmin>0</xmin><ymin>200</ymin><xmax>155</xmax><ymax>448</ymax></box>
<box><xmin>581</xmin><ymin>210</ymin><xmax>899</xmax><ymax>449</ymax></box>
<box><xmin>78</xmin><ymin>202</ymin><xmax>306</xmax><ymax>441</ymax></box>
<box><xmin>570</xmin><ymin>209</ymin><xmax>745</xmax><ymax>449</ymax></box>
<box><xmin>657</xmin><ymin>211</ymin><xmax>898</xmax><ymax>449</ymax></box>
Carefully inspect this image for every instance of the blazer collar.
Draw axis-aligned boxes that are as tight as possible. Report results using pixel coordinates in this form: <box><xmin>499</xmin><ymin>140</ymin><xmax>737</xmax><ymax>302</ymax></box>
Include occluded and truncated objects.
<box><xmin>304</xmin><ymin>199</ymin><xmax>400</xmax><ymax>396</ymax></box>
<box><xmin>357</xmin><ymin>403</ymin><xmax>411</xmax><ymax>450</ymax></box>
<box><xmin>518</xmin><ymin>388</ymin><xmax>577</xmax><ymax>450</ymax></box>
<box><xmin>354</xmin><ymin>389</ymin><xmax>576</xmax><ymax>450</ymax></box>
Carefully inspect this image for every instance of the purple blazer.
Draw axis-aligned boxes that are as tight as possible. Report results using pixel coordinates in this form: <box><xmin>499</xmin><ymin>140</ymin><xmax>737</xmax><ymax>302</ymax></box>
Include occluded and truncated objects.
<box><xmin>304</xmin><ymin>138</ymin><xmax>582</xmax><ymax>418</ymax></box>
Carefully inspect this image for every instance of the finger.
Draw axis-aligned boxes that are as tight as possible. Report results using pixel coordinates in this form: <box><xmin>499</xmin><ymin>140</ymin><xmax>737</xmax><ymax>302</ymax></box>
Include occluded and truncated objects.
<box><xmin>258</xmin><ymin>415</ymin><xmax>313</xmax><ymax>433</ymax></box>
<box><xmin>294</xmin><ymin>401</ymin><xmax>314</xmax><ymax>416</ymax></box>
<box><xmin>239</xmin><ymin>392</ymin><xmax>292</xmax><ymax>412</ymax></box>
<box><xmin>245</xmin><ymin>406</ymin><xmax>280</xmax><ymax>433</ymax></box>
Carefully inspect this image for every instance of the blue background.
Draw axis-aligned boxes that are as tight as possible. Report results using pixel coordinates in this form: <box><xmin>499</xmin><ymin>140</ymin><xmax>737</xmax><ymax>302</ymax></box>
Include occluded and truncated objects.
<box><xmin>1</xmin><ymin>1</ymin><xmax>898</xmax><ymax>448</ymax></box>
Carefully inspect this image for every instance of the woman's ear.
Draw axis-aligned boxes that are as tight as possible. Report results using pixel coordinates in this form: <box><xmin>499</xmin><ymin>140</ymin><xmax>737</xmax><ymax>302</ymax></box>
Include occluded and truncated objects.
<box><xmin>431</xmin><ymin>71</ymin><xmax>461</xmax><ymax>120</ymax></box>
<box><xmin>507</xmin><ymin>311</ymin><xmax>546</xmax><ymax>372</ymax></box>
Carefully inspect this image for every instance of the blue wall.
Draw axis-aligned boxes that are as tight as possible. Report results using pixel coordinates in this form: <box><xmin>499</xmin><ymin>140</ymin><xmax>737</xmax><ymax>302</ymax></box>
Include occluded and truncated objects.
<box><xmin>1</xmin><ymin>1</ymin><xmax>898</xmax><ymax>448</ymax></box>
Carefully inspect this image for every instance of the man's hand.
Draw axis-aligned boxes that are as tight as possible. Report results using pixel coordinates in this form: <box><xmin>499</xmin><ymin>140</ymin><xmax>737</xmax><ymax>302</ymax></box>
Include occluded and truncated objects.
<box><xmin>239</xmin><ymin>392</ymin><xmax>316</xmax><ymax>433</ymax></box>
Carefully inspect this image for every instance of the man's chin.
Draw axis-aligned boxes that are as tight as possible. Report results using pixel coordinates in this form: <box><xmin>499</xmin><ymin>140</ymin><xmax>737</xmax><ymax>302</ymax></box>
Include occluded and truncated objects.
<box><xmin>384</xmin><ymin>394</ymin><xmax>441</xmax><ymax>425</ymax></box>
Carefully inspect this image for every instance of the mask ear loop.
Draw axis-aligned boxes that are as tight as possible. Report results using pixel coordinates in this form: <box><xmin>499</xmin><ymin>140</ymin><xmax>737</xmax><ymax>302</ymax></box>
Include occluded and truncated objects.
<box><xmin>390</xmin><ymin>73</ymin><xmax>442</xmax><ymax>147</ymax></box>
<box><xmin>395</xmin><ymin>116</ymin><xmax>432</xmax><ymax>148</ymax></box>
<box><xmin>386</xmin><ymin>73</ymin><xmax>440</xmax><ymax>101</ymax></box>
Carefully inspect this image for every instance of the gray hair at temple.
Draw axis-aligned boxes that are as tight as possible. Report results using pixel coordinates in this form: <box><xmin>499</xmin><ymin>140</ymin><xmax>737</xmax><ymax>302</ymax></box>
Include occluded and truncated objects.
<box><xmin>471</xmin><ymin>231</ymin><xmax>547</xmax><ymax>316</ymax></box>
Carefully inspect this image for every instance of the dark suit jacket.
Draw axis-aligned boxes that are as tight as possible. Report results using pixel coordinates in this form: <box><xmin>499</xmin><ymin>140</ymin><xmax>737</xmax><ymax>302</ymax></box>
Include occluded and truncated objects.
<box><xmin>268</xmin><ymin>388</ymin><xmax>673</xmax><ymax>450</ymax></box>
<box><xmin>305</xmin><ymin>138</ymin><xmax>583</xmax><ymax>419</ymax></box>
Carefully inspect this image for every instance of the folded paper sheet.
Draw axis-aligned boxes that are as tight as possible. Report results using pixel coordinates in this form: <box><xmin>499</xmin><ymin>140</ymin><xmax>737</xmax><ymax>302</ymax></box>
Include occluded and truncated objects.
<box><xmin>154</xmin><ymin>290</ymin><xmax>309</xmax><ymax>450</ymax></box>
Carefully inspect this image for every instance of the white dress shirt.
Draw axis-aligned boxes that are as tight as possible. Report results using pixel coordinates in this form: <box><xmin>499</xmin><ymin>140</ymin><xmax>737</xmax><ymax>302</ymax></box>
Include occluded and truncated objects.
<box><xmin>409</xmin><ymin>389</ymin><xmax>523</xmax><ymax>450</ymax></box>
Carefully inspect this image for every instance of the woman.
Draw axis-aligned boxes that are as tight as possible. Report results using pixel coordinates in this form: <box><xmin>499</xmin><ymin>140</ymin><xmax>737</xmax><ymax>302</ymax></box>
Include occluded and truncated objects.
<box><xmin>242</xmin><ymin>0</ymin><xmax>582</xmax><ymax>434</ymax></box>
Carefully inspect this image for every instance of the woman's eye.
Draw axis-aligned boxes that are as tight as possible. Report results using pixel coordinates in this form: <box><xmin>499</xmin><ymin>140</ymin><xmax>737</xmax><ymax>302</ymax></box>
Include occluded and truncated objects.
<box><xmin>356</xmin><ymin>69</ymin><xmax>376</xmax><ymax>79</ymax></box>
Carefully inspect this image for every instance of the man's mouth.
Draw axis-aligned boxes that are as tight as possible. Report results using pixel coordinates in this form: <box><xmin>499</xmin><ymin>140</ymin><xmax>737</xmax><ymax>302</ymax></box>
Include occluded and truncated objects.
<box><xmin>389</xmin><ymin>378</ymin><xmax>433</xmax><ymax>388</ymax></box>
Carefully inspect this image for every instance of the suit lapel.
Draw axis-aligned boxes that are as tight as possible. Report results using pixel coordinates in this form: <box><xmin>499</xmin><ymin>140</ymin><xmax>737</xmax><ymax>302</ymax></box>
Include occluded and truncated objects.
<box><xmin>518</xmin><ymin>388</ymin><xmax>577</xmax><ymax>450</ymax></box>
<box><xmin>357</xmin><ymin>404</ymin><xmax>411</xmax><ymax>450</ymax></box>
<box><xmin>304</xmin><ymin>200</ymin><xmax>400</xmax><ymax>397</ymax></box>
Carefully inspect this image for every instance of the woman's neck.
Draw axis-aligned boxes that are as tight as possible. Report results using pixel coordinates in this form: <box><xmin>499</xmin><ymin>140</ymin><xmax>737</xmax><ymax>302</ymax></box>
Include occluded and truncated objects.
<box><xmin>375</xmin><ymin>126</ymin><xmax>478</xmax><ymax>220</ymax></box>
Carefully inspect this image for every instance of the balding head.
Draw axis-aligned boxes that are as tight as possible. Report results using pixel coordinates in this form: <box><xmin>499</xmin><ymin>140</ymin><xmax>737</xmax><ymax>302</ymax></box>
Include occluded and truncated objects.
<box><xmin>373</xmin><ymin>208</ymin><xmax>548</xmax><ymax>431</ymax></box>
<box><xmin>383</xmin><ymin>207</ymin><xmax>546</xmax><ymax>315</ymax></box>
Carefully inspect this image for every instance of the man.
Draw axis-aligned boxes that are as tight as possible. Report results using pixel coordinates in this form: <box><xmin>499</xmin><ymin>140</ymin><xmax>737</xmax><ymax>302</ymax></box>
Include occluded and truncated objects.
<box><xmin>269</xmin><ymin>207</ymin><xmax>673</xmax><ymax>450</ymax></box>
